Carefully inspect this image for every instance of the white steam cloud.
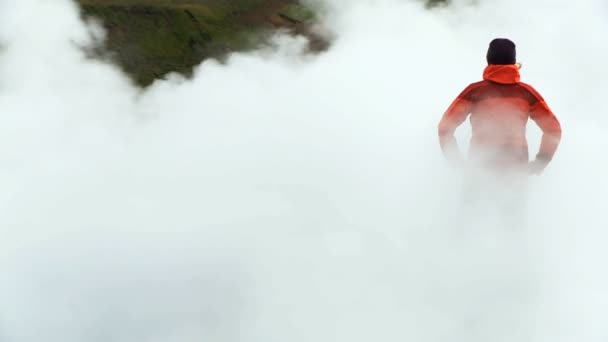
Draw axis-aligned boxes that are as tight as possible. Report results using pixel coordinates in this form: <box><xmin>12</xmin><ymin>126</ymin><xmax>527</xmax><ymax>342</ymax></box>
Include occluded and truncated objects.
<box><xmin>1</xmin><ymin>0</ymin><xmax>607</xmax><ymax>341</ymax></box>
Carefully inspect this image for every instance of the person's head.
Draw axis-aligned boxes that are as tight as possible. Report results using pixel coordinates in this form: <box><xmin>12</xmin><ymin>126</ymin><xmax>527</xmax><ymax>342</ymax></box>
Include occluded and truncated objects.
<box><xmin>486</xmin><ymin>38</ymin><xmax>516</xmax><ymax>65</ymax></box>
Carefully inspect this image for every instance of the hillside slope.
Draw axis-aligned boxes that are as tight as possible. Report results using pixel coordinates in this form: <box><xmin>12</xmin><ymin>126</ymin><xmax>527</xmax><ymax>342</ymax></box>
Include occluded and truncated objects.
<box><xmin>77</xmin><ymin>0</ymin><xmax>325</xmax><ymax>86</ymax></box>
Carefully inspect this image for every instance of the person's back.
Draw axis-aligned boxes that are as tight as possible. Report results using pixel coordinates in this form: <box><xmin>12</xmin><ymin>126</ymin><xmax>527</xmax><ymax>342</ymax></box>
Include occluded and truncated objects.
<box><xmin>438</xmin><ymin>38</ymin><xmax>562</xmax><ymax>174</ymax></box>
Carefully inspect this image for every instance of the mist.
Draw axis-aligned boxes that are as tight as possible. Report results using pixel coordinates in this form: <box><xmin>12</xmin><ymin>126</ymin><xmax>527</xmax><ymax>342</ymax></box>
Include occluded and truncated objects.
<box><xmin>1</xmin><ymin>0</ymin><xmax>607</xmax><ymax>341</ymax></box>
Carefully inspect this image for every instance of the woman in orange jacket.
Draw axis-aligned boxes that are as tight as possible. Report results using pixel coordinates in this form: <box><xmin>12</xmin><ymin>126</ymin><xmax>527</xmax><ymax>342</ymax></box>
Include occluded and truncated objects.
<box><xmin>438</xmin><ymin>38</ymin><xmax>562</xmax><ymax>175</ymax></box>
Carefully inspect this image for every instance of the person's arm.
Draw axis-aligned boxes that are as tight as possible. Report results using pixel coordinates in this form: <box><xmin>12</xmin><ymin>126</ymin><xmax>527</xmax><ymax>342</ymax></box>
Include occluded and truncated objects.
<box><xmin>526</xmin><ymin>89</ymin><xmax>562</xmax><ymax>173</ymax></box>
<box><xmin>438</xmin><ymin>86</ymin><xmax>474</xmax><ymax>166</ymax></box>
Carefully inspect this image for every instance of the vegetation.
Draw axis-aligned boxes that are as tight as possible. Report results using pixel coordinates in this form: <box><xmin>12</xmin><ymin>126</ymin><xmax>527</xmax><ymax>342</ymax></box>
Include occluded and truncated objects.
<box><xmin>77</xmin><ymin>0</ymin><xmax>448</xmax><ymax>87</ymax></box>
<box><xmin>77</xmin><ymin>0</ymin><xmax>324</xmax><ymax>87</ymax></box>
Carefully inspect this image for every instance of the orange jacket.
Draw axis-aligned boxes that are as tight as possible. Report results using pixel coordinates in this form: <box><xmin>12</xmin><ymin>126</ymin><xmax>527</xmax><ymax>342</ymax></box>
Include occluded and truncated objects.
<box><xmin>438</xmin><ymin>65</ymin><xmax>562</xmax><ymax>169</ymax></box>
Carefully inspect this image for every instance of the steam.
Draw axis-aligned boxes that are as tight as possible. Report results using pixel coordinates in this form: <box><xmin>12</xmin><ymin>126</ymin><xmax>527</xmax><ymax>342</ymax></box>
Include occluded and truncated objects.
<box><xmin>1</xmin><ymin>0</ymin><xmax>607</xmax><ymax>341</ymax></box>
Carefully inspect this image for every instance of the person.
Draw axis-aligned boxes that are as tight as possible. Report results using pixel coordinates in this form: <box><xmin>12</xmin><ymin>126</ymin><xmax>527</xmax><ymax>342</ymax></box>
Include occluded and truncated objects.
<box><xmin>438</xmin><ymin>38</ymin><xmax>562</xmax><ymax>176</ymax></box>
<box><xmin>438</xmin><ymin>38</ymin><xmax>562</xmax><ymax>229</ymax></box>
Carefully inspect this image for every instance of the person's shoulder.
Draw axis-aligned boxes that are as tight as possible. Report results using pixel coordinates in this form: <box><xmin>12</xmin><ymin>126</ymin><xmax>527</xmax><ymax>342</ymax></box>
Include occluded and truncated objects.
<box><xmin>458</xmin><ymin>80</ymin><xmax>487</xmax><ymax>98</ymax></box>
<box><xmin>517</xmin><ymin>81</ymin><xmax>545</xmax><ymax>102</ymax></box>
<box><xmin>465</xmin><ymin>80</ymin><xmax>487</xmax><ymax>90</ymax></box>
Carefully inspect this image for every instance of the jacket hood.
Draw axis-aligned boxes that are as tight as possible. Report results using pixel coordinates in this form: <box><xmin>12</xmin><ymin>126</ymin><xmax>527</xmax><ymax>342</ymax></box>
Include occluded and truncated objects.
<box><xmin>483</xmin><ymin>64</ymin><xmax>521</xmax><ymax>84</ymax></box>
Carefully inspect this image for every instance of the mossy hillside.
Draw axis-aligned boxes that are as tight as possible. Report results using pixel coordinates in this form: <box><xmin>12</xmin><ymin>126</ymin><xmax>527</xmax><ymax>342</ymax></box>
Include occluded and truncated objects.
<box><xmin>78</xmin><ymin>0</ymin><xmax>316</xmax><ymax>86</ymax></box>
<box><xmin>78</xmin><ymin>0</ymin><xmax>445</xmax><ymax>87</ymax></box>
<box><xmin>279</xmin><ymin>4</ymin><xmax>315</xmax><ymax>22</ymax></box>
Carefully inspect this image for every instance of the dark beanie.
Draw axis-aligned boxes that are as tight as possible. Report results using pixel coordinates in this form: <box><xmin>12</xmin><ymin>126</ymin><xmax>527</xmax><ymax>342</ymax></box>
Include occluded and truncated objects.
<box><xmin>486</xmin><ymin>38</ymin><xmax>516</xmax><ymax>65</ymax></box>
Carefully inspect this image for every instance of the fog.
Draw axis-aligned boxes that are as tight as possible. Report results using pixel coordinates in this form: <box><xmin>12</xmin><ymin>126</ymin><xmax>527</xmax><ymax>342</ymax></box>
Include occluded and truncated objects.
<box><xmin>0</xmin><ymin>0</ymin><xmax>607</xmax><ymax>341</ymax></box>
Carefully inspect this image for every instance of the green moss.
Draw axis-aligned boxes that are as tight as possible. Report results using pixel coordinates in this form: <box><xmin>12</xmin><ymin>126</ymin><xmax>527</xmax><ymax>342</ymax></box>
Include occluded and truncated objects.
<box><xmin>79</xmin><ymin>2</ymin><xmax>288</xmax><ymax>86</ymax></box>
<box><xmin>279</xmin><ymin>4</ymin><xmax>316</xmax><ymax>23</ymax></box>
